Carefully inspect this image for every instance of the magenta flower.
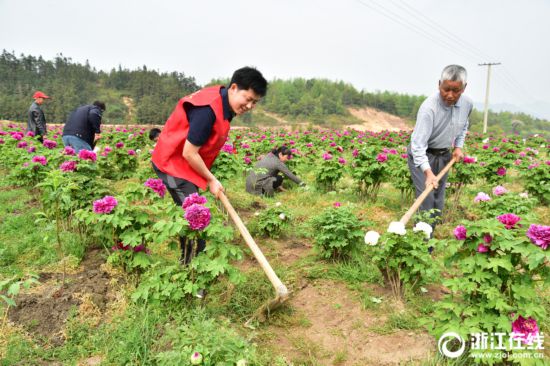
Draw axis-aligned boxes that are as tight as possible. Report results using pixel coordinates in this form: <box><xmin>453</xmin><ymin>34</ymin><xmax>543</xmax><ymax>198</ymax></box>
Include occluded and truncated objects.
<box><xmin>104</xmin><ymin>146</ymin><xmax>112</xmax><ymax>153</ymax></box>
<box><xmin>322</xmin><ymin>152</ymin><xmax>333</xmax><ymax>160</ymax></box>
<box><xmin>17</xmin><ymin>141</ymin><xmax>28</xmax><ymax>148</ymax></box>
<box><xmin>526</xmin><ymin>224</ymin><xmax>549</xmax><ymax>250</ymax></box>
<box><xmin>60</xmin><ymin>160</ymin><xmax>77</xmax><ymax>172</ymax></box>
<box><xmin>400</xmin><ymin>153</ymin><xmax>408</xmax><ymax>159</ymax></box>
<box><xmin>496</xmin><ymin>167</ymin><xmax>507</xmax><ymax>176</ymax></box>
<box><xmin>184</xmin><ymin>203</ymin><xmax>211</xmax><ymax>230</ymax></box>
<box><xmin>93</xmin><ymin>196</ymin><xmax>118</xmax><ymax>214</ymax></box>
<box><xmin>497</xmin><ymin>213</ymin><xmax>521</xmax><ymax>229</ymax></box>
<box><xmin>474</xmin><ymin>192</ymin><xmax>491</xmax><ymax>202</ymax></box>
<box><xmin>514</xmin><ymin>159</ymin><xmax>522</xmax><ymax>166</ymax></box>
<box><xmin>78</xmin><ymin>149</ymin><xmax>97</xmax><ymax>161</ymax></box>
<box><xmin>31</xmin><ymin>155</ymin><xmax>47</xmax><ymax>165</ymax></box>
<box><xmin>333</xmin><ymin>202</ymin><xmax>341</xmax><ymax>207</ymax></box>
<box><xmin>306</xmin><ymin>143</ymin><xmax>313</xmax><ymax>148</ymax></box>
<box><xmin>12</xmin><ymin>133</ymin><xmax>23</xmax><ymax>141</ymax></box>
<box><xmin>115</xmin><ymin>142</ymin><xmax>124</xmax><ymax>148</ymax></box>
<box><xmin>482</xmin><ymin>144</ymin><xmax>489</xmax><ymax>150</ymax></box>
<box><xmin>376</xmin><ymin>153</ymin><xmax>388</xmax><ymax>163</ymax></box>
<box><xmin>221</xmin><ymin>143</ymin><xmax>234</xmax><ymax>154</ymax></box>
<box><xmin>26</xmin><ymin>131</ymin><xmax>35</xmax><ymax>137</ymax></box>
<box><xmin>454</xmin><ymin>225</ymin><xmax>467</xmax><ymax>240</ymax></box>
<box><xmin>144</xmin><ymin>178</ymin><xmax>166</xmax><ymax>198</ymax></box>
<box><xmin>338</xmin><ymin>157</ymin><xmax>346</xmax><ymax>164</ymax></box>
<box><xmin>463</xmin><ymin>156</ymin><xmax>477</xmax><ymax>164</ymax></box>
<box><xmin>243</xmin><ymin>157</ymin><xmax>252</xmax><ymax>164</ymax></box>
<box><xmin>352</xmin><ymin>148</ymin><xmax>359</xmax><ymax>158</ymax></box>
<box><xmin>27</xmin><ymin>146</ymin><xmax>36</xmax><ymax>153</ymax></box>
<box><xmin>0</xmin><ymin>138</ymin><xmax>4</xmax><ymax>144</ymax></box>
<box><xmin>477</xmin><ymin>244</ymin><xmax>489</xmax><ymax>253</ymax></box>
<box><xmin>512</xmin><ymin>316</ymin><xmax>539</xmax><ymax>345</ymax></box>
<box><xmin>182</xmin><ymin>193</ymin><xmax>207</xmax><ymax>209</ymax></box>
<box><xmin>128</xmin><ymin>149</ymin><xmax>136</xmax><ymax>156</ymax></box>
<box><xmin>492</xmin><ymin>185</ymin><xmax>507</xmax><ymax>196</ymax></box>
<box><xmin>63</xmin><ymin>146</ymin><xmax>76</xmax><ymax>155</ymax></box>
<box><xmin>483</xmin><ymin>234</ymin><xmax>493</xmax><ymax>244</ymax></box>
<box><xmin>43</xmin><ymin>139</ymin><xmax>57</xmax><ymax>149</ymax></box>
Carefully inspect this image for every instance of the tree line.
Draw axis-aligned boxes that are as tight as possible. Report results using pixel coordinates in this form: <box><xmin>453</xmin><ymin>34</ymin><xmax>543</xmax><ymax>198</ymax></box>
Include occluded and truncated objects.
<box><xmin>0</xmin><ymin>50</ymin><xmax>548</xmax><ymax>134</ymax></box>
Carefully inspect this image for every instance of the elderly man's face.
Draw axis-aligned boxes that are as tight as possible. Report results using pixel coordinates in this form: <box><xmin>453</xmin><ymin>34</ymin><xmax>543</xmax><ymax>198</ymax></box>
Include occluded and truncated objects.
<box><xmin>439</xmin><ymin>80</ymin><xmax>466</xmax><ymax>106</ymax></box>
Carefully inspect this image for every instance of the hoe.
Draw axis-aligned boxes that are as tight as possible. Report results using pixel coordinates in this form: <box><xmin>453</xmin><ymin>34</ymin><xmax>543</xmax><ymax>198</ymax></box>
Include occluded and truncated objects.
<box><xmin>218</xmin><ymin>192</ymin><xmax>289</xmax><ymax>326</ymax></box>
<box><xmin>399</xmin><ymin>157</ymin><xmax>457</xmax><ymax>225</ymax></box>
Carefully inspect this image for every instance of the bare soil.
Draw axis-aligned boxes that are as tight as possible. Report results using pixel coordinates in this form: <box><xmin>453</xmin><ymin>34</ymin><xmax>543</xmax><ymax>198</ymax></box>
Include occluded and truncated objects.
<box><xmin>347</xmin><ymin>107</ymin><xmax>412</xmax><ymax>132</ymax></box>
<box><xmin>8</xmin><ymin>248</ymin><xmax>114</xmax><ymax>346</ymax></box>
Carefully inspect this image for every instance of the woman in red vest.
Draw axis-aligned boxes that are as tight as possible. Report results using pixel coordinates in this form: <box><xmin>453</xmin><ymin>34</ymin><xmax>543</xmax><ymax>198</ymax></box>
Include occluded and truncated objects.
<box><xmin>152</xmin><ymin>67</ymin><xmax>267</xmax><ymax>281</ymax></box>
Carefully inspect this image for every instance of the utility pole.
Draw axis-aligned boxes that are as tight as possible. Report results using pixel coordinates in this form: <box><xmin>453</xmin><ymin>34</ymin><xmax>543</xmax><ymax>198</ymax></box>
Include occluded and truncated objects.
<box><xmin>479</xmin><ymin>62</ymin><xmax>501</xmax><ymax>134</ymax></box>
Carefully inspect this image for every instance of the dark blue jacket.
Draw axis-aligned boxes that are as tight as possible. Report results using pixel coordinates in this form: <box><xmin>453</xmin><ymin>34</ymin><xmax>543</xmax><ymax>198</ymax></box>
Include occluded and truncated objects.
<box><xmin>62</xmin><ymin>105</ymin><xmax>103</xmax><ymax>146</ymax></box>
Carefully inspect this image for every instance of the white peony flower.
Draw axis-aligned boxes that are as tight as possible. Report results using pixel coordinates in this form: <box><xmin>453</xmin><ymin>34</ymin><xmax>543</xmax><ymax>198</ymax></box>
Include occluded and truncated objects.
<box><xmin>254</xmin><ymin>211</ymin><xmax>260</xmax><ymax>216</ymax></box>
<box><xmin>519</xmin><ymin>192</ymin><xmax>529</xmax><ymax>198</ymax></box>
<box><xmin>364</xmin><ymin>230</ymin><xmax>380</xmax><ymax>246</ymax></box>
<box><xmin>413</xmin><ymin>221</ymin><xmax>433</xmax><ymax>239</ymax></box>
<box><xmin>236</xmin><ymin>360</ymin><xmax>247</xmax><ymax>366</ymax></box>
<box><xmin>275</xmin><ymin>202</ymin><xmax>282</xmax><ymax>207</ymax></box>
<box><xmin>482</xmin><ymin>138</ymin><xmax>490</xmax><ymax>143</ymax></box>
<box><xmin>279</xmin><ymin>213</ymin><xmax>286</xmax><ymax>220</ymax></box>
<box><xmin>387</xmin><ymin>221</ymin><xmax>406</xmax><ymax>235</ymax></box>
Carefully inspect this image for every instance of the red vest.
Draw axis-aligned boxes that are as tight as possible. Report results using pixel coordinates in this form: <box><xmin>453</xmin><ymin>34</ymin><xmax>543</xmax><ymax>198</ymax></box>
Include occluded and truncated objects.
<box><xmin>152</xmin><ymin>86</ymin><xmax>230</xmax><ymax>190</ymax></box>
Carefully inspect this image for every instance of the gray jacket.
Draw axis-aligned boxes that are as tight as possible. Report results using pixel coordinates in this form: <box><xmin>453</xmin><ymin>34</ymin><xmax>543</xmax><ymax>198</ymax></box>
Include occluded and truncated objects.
<box><xmin>246</xmin><ymin>152</ymin><xmax>302</xmax><ymax>196</ymax></box>
<box><xmin>27</xmin><ymin>102</ymin><xmax>47</xmax><ymax>136</ymax></box>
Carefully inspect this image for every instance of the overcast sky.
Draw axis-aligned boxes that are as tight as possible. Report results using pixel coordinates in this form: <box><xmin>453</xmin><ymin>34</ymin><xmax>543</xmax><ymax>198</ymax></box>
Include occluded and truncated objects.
<box><xmin>1</xmin><ymin>0</ymin><xmax>548</xmax><ymax>118</ymax></box>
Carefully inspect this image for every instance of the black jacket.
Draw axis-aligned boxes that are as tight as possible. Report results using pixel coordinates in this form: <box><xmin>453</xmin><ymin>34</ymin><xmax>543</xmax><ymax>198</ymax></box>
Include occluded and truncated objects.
<box><xmin>63</xmin><ymin>105</ymin><xmax>103</xmax><ymax>146</ymax></box>
<box><xmin>27</xmin><ymin>102</ymin><xmax>47</xmax><ymax>135</ymax></box>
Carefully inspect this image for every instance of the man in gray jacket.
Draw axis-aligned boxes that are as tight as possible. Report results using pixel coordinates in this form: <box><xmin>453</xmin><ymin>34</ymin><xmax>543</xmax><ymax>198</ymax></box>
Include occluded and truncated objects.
<box><xmin>27</xmin><ymin>91</ymin><xmax>50</xmax><ymax>143</ymax></box>
<box><xmin>407</xmin><ymin>64</ymin><xmax>473</xmax><ymax>228</ymax></box>
<box><xmin>246</xmin><ymin>146</ymin><xmax>304</xmax><ymax>196</ymax></box>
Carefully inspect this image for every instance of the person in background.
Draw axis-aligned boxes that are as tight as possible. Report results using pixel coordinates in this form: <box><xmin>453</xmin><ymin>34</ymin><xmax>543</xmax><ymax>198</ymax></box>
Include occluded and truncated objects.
<box><xmin>149</xmin><ymin>127</ymin><xmax>161</xmax><ymax>143</ymax></box>
<box><xmin>151</xmin><ymin>67</ymin><xmax>267</xmax><ymax>290</ymax></box>
<box><xmin>27</xmin><ymin>91</ymin><xmax>50</xmax><ymax>143</ymax></box>
<box><xmin>246</xmin><ymin>146</ymin><xmax>304</xmax><ymax>196</ymax></box>
<box><xmin>62</xmin><ymin>101</ymin><xmax>106</xmax><ymax>153</ymax></box>
<box><xmin>407</xmin><ymin>64</ymin><xmax>473</xmax><ymax>234</ymax></box>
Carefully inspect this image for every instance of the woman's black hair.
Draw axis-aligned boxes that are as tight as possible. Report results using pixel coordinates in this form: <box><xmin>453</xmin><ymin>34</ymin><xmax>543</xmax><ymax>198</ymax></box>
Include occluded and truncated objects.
<box><xmin>271</xmin><ymin>146</ymin><xmax>292</xmax><ymax>157</ymax></box>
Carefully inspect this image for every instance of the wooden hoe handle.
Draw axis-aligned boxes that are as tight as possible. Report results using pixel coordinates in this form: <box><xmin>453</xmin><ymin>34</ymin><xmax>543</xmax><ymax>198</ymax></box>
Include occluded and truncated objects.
<box><xmin>218</xmin><ymin>192</ymin><xmax>289</xmax><ymax>299</ymax></box>
<box><xmin>399</xmin><ymin>157</ymin><xmax>457</xmax><ymax>225</ymax></box>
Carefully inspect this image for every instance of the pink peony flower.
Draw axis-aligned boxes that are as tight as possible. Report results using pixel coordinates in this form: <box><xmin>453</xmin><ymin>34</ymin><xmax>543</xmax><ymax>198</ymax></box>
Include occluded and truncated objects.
<box><xmin>184</xmin><ymin>203</ymin><xmax>211</xmax><ymax>230</ymax></box>
<box><xmin>27</xmin><ymin>146</ymin><xmax>36</xmax><ymax>153</ymax></box>
<box><xmin>78</xmin><ymin>149</ymin><xmax>97</xmax><ymax>161</ymax></box>
<box><xmin>376</xmin><ymin>153</ymin><xmax>388</xmax><ymax>163</ymax></box>
<box><xmin>43</xmin><ymin>139</ymin><xmax>57</xmax><ymax>149</ymax></box>
<box><xmin>322</xmin><ymin>152</ymin><xmax>333</xmax><ymax>160</ymax></box>
<box><xmin>497</xmin><ymin>213</ymin><xmax>521</xmax><ymax>229</ymax></box>
<box><xmin>352</xmin><ymin>148</ymin><xmax>359</xmax><ymax>158</ymax></box>
<box><xmin>12</xmin><ymin>133</ymin><xmax>23</xmax><ymax>141</ymax></box>
<box><xmin>514</xmin><ymin>159</ymin><xmax>522</xmax><ymax>166</ymax></box>
<box><xmin>474</xmin><ymin>192</ymin><xmax>491</xmax><ymax>202</ymax></box>
<box><xmin>306</xmin><ymin>143</ymin><xmax>313</xmax><ymax>148</ymax></box>
<box><xmin>63</xmin><ymin>146</ymin><xmax>75</xmax><ymax>155</ymax></box>
<box><xmin>127</xmin><ymin>149</ymin><xmax>136</xmax><ymax>156</ymax></box>
<box><xmin>526</xmin><ymin>224</ymin><xmax>549</xmax><ymax>250</ymax></box>
<box><xmin>31</xmin><ymin>155</ymin><xmax>47</xmax><ymax>165</ymax></box>
<box><xmin>454</xmin><ymin>225</ymin><xmax>467</xmax><ymax>240</ymax></box>
<box><xmin>115</xmin><ymin>142</ymin><xmax>124</xmax><ymax>148</ymax></box>
<box><xmin>333</xmin><ymin>202</ymin><xmax>341</xmax><ymax>207</ymax></box>
<box><xmin>26</xmin><ymin>131</ymin><xmax>35</xmax><ymax>137</ymax></box>
<box><xmin>463</xmin><ymin>156</ymin><xmax>477</xmax><ymax>164</ymax></box>
<box><xmin>60</xmin><ymin>160</ymin><xmax>77</xmax><ymax>172</ymax></box>
<box><xmin>496</xmin><ymin>167</ymin><xmax>507</xmax><ymax>176</ymax></box>
<box><xmin>243</xmin><ymin>157</ymin><xmax>252</xmax><ymax>164</ymax></box>
<box><xmin>483</xmin><ymin>234</ymin><xmax>493</xmax><ymax>244</ymax></box>
<box><xmin>104</xmin><ymin>146</ymin><xmax>112</xmax><ymax>153</ymax></box>
<box><xmin>17</xmin><ymin>141</ymin><xmax>28</xmax><ymax>148</ymax></box>
<box><xmin>338</xmin><ymin>157</ymin><xmax>346</xmax><ymax>164</ymax></box>
<box><xmin>492</xmin><ymin>185</ymin><xmax>507</xmax><ymax>196</ymax></box>
<box><xmin>221</xmin><ymin>143</ymin><xmax>234</xmax><ymax>154</ymax></box>
<box><xmin>477</xmin><ymin>243</ymin><xmax>489</xmax><ymax>253</ymax></box>
<box><xmin>0</xmin><ymin>138</ymin><xmax>4</xmax><ymax>144</ymax></box>
<box><xmin>93</xmin><ymin>196</ymin><xmax>118</xmax><ymax>214</ymax></box>
<box><xmin>512</xmin><ymin>316</ymin><xmax>539</xmax><ymax>345</ymax></box>
<box><xmin>144</xmin><ymin>178</ymin><xmax>166</xmax><ymax>198</ymax></box>
<box><xmin>182</xmin><ymin>193</ymin><xmax>207</xmax><ymax>209</ymax></box>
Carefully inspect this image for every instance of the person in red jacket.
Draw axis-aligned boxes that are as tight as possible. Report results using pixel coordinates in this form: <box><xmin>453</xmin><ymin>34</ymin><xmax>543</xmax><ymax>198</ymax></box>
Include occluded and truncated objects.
<box><xmin>152</xmin><ymin>66</ymin><xmax>267</xmax><ymax>274</ymax></box>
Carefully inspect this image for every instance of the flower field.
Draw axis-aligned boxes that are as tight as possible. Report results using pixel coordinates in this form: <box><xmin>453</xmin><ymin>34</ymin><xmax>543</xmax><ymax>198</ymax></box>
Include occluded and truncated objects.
<box><xmin>0</xmin><ymin>121</ymin><xmax>549</xmax><ymax>365</ymax></box>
